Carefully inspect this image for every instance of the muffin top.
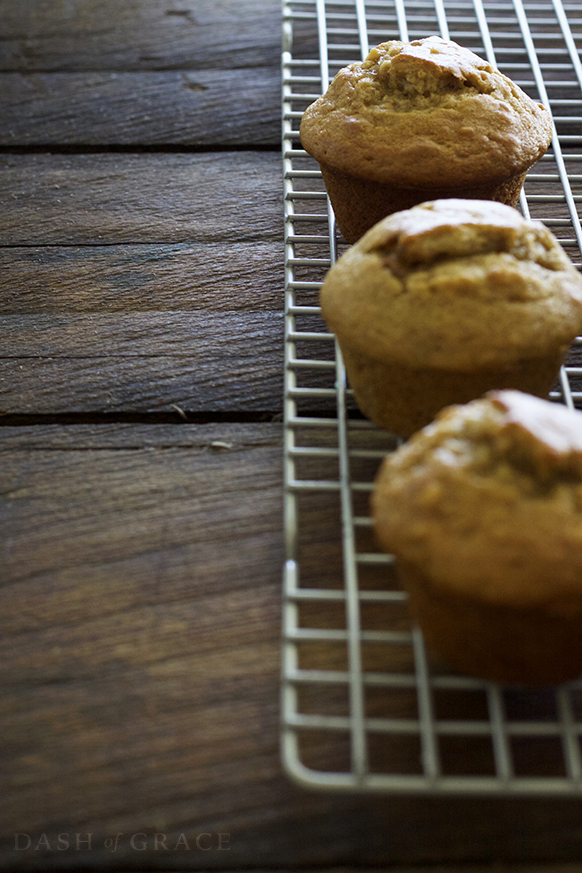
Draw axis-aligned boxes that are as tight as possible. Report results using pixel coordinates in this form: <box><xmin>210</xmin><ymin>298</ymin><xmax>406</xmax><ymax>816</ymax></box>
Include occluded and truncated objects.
<box><xmin>372</xmin><ymin>390</ymin><xmax>582</xmax><ymax>615</ymax></box>
<box><xmin>319</xmin><ymin>199</ymin><xmax>582</xmax><ymax>369</ymax></box>
<box><xmin>300</xmin><ymin>36</ymin><xmax>552</xmax><ymax>187</ymax></box>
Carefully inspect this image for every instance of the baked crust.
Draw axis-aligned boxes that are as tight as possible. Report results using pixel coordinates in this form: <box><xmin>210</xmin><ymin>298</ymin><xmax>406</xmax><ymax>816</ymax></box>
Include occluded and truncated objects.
<box><xmin>320</xmin><ymin>199</ymin><xmax>582</xmax><ymax>370</ymax></box>
<box><xmin>372</xmin><ymin>390</ymin><xmax>582</xmax><ymax>614</ymax></box>
<box><xmin>300</xmin><ymin>36</ymin><xmax>553</xmax><ymax>188</ymax></box>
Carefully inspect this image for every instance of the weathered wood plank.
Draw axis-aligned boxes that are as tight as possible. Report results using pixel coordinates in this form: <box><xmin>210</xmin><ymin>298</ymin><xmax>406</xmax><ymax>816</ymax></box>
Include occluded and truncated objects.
<box><xmin>1</xmin><ymin>69</ymin><xmax>280</xmax><ymax>146</ymax></box>
<box><xmin>1</xmin><ymin>312</ymin><xmax>284</xmax><ymax>357</ymax></box>
<box><xmin>0</xmin><ymin>351</ymin><xmax>284</xmax><ymax>417</ymax></box>
<box><xmin>0</xmin><ymin>153</ymin><xmax>290</xmax><ymax>416</ymax></box>
<box><xmin>0</xmin><ymin>421</ymin><xmax>285</xmax><ymax>859</ymax></box>
<box><xmin>0</xmin><ymin>0</ymin><xmax>282</xmax><ymax>72</ymax></box>
<box><xmin>0</xmin><ymin>244</ymin><xmax>287</xmax><ymax>414</ymax></box>
<box><xmin>1</xmin><ymin>422</ymin><xmax>283</xmax><ymax>596</ymax></box>
<box><xmin>0</xmin><ymin>347</ymin><xmax>284</xmax><ymax>417</ymax></box>
<box><xmin>0</xmin><ymin>420</ymin><xmax>283</xmax><ymax>449</ymax></box>
<box><xmin>0</xmin><ymin>152</ymin><xmax>283</xmax><ymax>246</ymax></box>
<box><xmin>0</xmin><ymin>242</ymin><xmax>283</xmax><ymax>312</ymax></box>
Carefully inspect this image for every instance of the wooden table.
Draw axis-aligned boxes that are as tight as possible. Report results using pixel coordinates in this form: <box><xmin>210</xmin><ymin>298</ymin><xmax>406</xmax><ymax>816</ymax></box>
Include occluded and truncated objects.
<box><xmin>2</xmin><ymin>1</ymin><xmax>582</xmax><ymax>870</ymax></box>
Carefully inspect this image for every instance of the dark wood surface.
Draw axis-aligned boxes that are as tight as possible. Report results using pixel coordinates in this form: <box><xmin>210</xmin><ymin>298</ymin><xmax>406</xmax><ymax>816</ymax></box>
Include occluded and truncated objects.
<box><xmin>2</xmin><ymin>1</ymin><xmax>582</xmax><ymax>870</ymax></box>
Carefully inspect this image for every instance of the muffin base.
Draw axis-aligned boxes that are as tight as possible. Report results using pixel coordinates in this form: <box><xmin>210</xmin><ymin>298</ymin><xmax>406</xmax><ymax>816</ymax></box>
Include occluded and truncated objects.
<box><xmin>398</xmin><ymin>561</ymin><xmax>582</xmax><ymax>685</ymax></box>
<box><xmin>319</xmin><ymin>163</ymin><xmax>528</xmax><ymax>244</ymax></box>
<box><xmin>340</xmin><ymin>342</ymin><xmax>565</xmax><ymax>438</ymax></box>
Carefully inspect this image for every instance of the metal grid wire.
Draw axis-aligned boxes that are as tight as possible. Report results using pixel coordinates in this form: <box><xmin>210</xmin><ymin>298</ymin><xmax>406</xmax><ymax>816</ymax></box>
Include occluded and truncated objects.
<box><xmin>281</xmin><ymin>0</ymin><xmax>582</xmax><ymax>794</ymax></box>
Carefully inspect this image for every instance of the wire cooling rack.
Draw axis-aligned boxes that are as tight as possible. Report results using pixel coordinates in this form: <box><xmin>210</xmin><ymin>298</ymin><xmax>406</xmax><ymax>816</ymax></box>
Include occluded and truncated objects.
<box><xmin>281</xmin><ymin>0</ymin><xmax>582</xmax><ymax>794</ymax></box>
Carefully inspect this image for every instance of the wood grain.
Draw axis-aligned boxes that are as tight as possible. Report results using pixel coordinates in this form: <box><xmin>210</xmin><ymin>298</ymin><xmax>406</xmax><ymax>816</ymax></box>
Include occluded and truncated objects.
<box><xmin>0</xmin><ymin>242</ymin><xmax>283</xmax><ymax>312</ymax></box>
<box><xmin>0</xmin><ymin>347</ymin><xmax>283</xmax><ymax>417</ymax></box>
<box><xmin>0</xmin><ymin>0</ymin><xmax>282</xmax><ymax>72</ymax></box>
<box><xmin>0</xmin><ymin>421</ymin><xmax>284</xmax><ymax>856</ymax></box>
<box><xmin>0</xmin><ymin>153</ymin><xmax>285</xmax><ymax>416</ymax></box>
<box><xmin>1</xmin><ymin>422</ymin><xmax>283</xmax><ymax>601</ymax></box>
<box><xmin>0</xmin><ymin>152</ymin><xmax>283</xmax><ymax>246</ymax></box>
<box><xmin>1</xmin><ymin>69</ymin><xmax>280</xmax><ymax>146</ymax></box>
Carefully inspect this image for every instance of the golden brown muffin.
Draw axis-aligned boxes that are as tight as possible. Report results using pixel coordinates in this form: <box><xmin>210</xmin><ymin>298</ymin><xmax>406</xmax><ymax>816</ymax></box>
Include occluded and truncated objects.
<box><xmin>320</xmin><ymin>198</ymin><xmax>582</xmax><ymax>437</ymax></box>
<box><xmin>372</xmin><ymin>390</ymin><xmax>582</xmax><ymax>685</ymax></box>
<box><xmin>300</xmin><ymin>36</ymin><xmax>553</xmax><ymax>243</ymax></box>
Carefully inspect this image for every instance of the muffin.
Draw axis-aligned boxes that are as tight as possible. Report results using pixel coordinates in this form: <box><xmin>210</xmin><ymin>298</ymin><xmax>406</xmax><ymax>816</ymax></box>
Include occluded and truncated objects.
<box><xmin>372</xmin><ymin>390</ymin><xmax>582</xmax><ymax>685</ymax></box>
<box><xmin>319</xmin><ymin>198</ymin><xmax>582</xmax><ymax>438</ymax></box>
<box><xmin>300</xmin><ymin>36</ymin><xmax>553</xmax><ymax>244</ymax></box>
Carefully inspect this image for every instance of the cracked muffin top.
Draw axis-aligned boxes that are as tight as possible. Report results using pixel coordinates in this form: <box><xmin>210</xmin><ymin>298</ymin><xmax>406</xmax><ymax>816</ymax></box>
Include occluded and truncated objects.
<box><xmin>319</xmin><ymin>199</ymin><xmax>582</xmax><ymax>369</ymax></box>
<box><xmin>300</xmin><ymin>36</ymin><xmax>552</xmax><ymax>187</ymax></box>
<box><xmin>372</xmin><ymin>390</ymin><xmax>582</xmax><ymax>614</ymax></box>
